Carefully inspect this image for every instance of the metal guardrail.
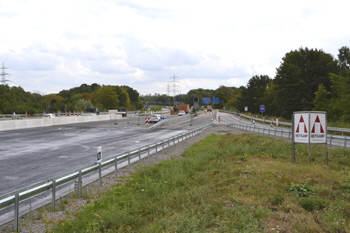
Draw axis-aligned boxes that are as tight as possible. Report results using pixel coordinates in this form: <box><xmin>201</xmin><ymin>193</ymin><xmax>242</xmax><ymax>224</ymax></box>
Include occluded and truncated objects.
<box><xmin>227</xmin><ymin>123</ymin><xmax>292</xmax><ymax>139</ymax></box>
<box><xmin>0</xmin><ymin>123</ymin><xmax>213</xmax><ymax>231</ymax></box>
<box><xmin>223</xmin><ymin>111</ymin><xmax>350</xmax><ymax>134</ymax></box>
<box><xmin>327</xmin><ymin>127</ymin><xmax>350</xmax><ymax>135</ymax></box>
<box><xmin>226</xmin><ymin>123</ymin><xmax>350</xmax><ymax>148</ymax></box>
<box><xmin>223</xmin><ymin>110</ymin><xmax>292</xmax><ymax>127</ymax></box>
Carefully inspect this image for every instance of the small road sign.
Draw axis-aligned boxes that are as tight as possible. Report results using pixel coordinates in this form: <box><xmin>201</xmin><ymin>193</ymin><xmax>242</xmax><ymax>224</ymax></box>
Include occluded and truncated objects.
<box><xmin>260</xmin><ymin>105</ymin><xmax>265</xmax><ymax>112</ymax></box>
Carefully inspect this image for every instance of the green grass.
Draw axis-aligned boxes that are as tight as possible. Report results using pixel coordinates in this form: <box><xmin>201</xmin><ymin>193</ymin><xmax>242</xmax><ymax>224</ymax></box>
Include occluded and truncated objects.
<box><xmin>49</xmin><ymin>133</ymin><xmax>350</xmax><ymax>232</ymax></box>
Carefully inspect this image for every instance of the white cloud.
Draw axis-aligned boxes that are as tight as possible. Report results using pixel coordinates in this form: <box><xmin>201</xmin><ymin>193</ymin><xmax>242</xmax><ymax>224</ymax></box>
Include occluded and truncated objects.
<box><xmin>0</xmin><ymin>0</ymin><xmax>349</xmax><ymax>96</ymax></box>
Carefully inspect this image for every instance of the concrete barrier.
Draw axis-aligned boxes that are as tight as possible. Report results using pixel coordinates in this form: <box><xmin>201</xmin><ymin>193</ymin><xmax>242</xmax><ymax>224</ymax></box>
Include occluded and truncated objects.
<box><xmin>0</xmin><ymin>115</ymin><xmax>112</xmax><ymax>131</ymax></box>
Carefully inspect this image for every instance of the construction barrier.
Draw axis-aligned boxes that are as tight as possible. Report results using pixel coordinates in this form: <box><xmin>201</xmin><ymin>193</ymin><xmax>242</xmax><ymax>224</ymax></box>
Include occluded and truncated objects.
<box><xmin>0</xmin><ymin>115</ymin><xmax>111</xmax><ymax>131</ymax></box>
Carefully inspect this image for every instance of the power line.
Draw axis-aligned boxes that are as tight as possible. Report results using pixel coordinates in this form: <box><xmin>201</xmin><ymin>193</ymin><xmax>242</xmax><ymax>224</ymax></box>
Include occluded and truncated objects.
<box><xmin>168</xmin><ymin>74</ymin><xmax>179</xmax><ymax>96</ymax></box>
<box><xmin>0</xmin><ymin>62</ymin><xmax>10</xmax><ymax>85</ymax></box>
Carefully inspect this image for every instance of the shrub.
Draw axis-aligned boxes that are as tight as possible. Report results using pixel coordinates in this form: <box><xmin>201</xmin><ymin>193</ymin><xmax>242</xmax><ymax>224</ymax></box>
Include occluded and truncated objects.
<box><xmin>288</xmin><ymin>183</ymin><xmax>316</xmax><ymax>197</ymax></box>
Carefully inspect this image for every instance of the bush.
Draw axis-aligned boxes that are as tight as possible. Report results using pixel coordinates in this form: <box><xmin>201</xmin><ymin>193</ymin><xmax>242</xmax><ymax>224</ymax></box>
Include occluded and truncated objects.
<box><xmin>288</xmin><ymin>183</ymin><xmax>316</xmax><ymax>197</ymax></box>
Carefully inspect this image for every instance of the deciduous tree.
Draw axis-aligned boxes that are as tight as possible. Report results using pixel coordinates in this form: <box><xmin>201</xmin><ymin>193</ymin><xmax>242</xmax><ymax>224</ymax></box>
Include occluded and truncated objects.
<box><xmin>238</xmin><ymin>75</ymin><xmax>271</xmax><ymax>114</ymax></box>
<box><xmin>273</xmin><ymin>47</ymin><xmax>337</xmax><ymax>118</ymax></box>
<box><xmin>91</xmin><ymin>86</ymin><xmax>119</xmax><ymax>110</ymax></box>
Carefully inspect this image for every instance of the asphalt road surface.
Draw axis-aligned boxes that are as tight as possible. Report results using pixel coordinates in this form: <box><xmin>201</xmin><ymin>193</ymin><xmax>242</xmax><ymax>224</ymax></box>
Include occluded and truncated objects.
<box><xmin>1</xmin><ymin>112</ymin><xmax>245</xmax><ymax>196</ymax></box>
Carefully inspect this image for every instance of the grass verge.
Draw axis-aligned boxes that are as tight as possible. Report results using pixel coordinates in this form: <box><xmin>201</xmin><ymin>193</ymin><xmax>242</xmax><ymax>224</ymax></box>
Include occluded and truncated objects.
<box><xmin>49</xmin><ymin>133</ymin><xmax>350</xmax><ymax>232</ymax></box>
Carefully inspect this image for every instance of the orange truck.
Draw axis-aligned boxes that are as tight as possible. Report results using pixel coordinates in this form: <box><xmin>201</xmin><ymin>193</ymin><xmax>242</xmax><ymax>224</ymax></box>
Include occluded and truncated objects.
<box><xmin>178</xmin><ymin>104</ymin><xmax>190</xmax><ymax>113</ymax></box>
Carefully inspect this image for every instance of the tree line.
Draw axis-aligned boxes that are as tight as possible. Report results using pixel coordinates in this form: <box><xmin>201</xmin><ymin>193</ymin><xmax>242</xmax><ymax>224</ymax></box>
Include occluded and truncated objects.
<box><xmin>1</xmin><ymin>46</ymin><xmax>349</xmax><ymax>121</ymax></box>
<box><xmin>234</xmin><ymin>46</ymin><xmax>350</xmax><ymax>122</ymax></box>
<box><xmin>139</xmin><ymin>46</ymin><xmax>350</xmax><ymax>122</ymax></box>
<box><xmin>0</xmin><ymin>84</ymin><xmax>142</xmax><ymax>115</ymax></box>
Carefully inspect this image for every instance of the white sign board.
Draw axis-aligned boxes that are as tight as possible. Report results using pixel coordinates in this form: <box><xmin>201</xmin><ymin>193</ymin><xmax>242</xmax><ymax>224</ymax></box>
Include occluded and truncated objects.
<box><xmin>294</xmin><ymin>113</ymin><xmax>309</xmax><ymax>143</ymax></box>
<box><xmin>293</xmin><ymin>111</ymin><xmax>327</xmax><ymax>144</ymax></box>
<box><xmin>310</xmin><ymin>113</ymin><xmax>327</xmax><ymax>143</ymax></box>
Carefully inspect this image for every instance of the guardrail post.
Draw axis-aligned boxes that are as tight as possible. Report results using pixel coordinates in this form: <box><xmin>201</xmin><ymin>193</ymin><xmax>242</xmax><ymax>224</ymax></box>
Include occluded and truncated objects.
<box><xmin>156</xmin><ymin>143</ymin><xmax>158</xmax><ymax>153</ymax></box>
<box><xmin>13</xmin><ymin>193</ymin><xmax>19</xmax><ymax>232</ymax></box>
<box><xmin>330</xmin><ymin>136</ymin><xmax>333</xmax><ymax>146</ymax></box>
<box><xmin>78</xmin><ymin>170</ymin><xmax>82</xmax><ymax>198</ymax></box>
<box><xmin>344</xmin><ymin>136</ymin><xmax>347</xmax><ymax>148</ymax></box>
<box><xmin>128</xmin><ymin>152</ymin><xmax>131</xmax><ymax>172</ymax></box>
<box><xmin>115</xmin><ymin>157</ymin><xmax>118</xmax><ymax>178</ymax></box>
<box><xmin>147</xmin><ymin>146</ymin><xmax>150</xmax><ymax>161</ymax></box>
<box><xmin>99</xmin><ymin>163</ymin><xmax>102</xmax><ymax>187</ymax></box>
<box><xmin>138</xmin><ymin>149</ymin><xmax>141</xmax><ymax>163</ymax></box>
<box><xmin>52</xmin><ymin>180</ymin><xmax>56</xmax><ymax>210</ymax></box>
<box><xmin>162</xmin><ymin>141</ymin><xmax>164</xmax><ymax>151</ymax></box>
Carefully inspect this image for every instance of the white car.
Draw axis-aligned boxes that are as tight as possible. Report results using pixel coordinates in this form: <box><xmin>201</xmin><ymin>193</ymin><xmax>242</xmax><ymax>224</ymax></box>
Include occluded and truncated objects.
<box><xmin>178</xmin><ymin>110</ymin><xmax>186</xmax><ymax>116</ymax></box>
<box><xmin>149</xmin><ymin>114</ymin><xmax>162</xmax><ymax>123</ymax></box>
<box><xmin>42</xmin><ymin>113</ymin><xmax>57</xmax><ymax>118</ymax></box>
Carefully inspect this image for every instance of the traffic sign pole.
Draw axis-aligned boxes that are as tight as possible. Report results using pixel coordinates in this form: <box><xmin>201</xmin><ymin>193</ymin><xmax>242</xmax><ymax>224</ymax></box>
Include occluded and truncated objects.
<box><xmin>292</xmin><ymin>111</ymin><xmax>327</xmax><ymax>165</ymax></box>
<box><xmin>260</xmin><ymin>105</ymin><xmax>265</xmax><ymax>117</ymax></box>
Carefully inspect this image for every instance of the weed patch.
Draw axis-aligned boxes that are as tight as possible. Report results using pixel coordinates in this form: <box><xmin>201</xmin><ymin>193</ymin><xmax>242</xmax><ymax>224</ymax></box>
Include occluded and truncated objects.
<box><xmin>288</xmin><ymin>183</ymin><xmax>316</xmax><ymax>197</ymax></box>
<box><xmin>49</xmin><ymin>133</ymin><xmax>350</xmax><ymax>232</ymax></box>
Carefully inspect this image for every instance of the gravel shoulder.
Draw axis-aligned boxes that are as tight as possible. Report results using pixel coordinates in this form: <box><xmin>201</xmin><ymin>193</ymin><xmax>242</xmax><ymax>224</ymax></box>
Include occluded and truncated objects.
<box><xmin>1</xmin><ymin>124</ymin><xmax>243</xmax><ymax>233</ymax></box>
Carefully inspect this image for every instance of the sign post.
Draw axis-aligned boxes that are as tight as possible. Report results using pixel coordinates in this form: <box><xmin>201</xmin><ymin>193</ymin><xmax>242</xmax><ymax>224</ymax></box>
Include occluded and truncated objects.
<box><xmin>96</xmin><ymin>146</ymin><xmax>103</xmax><ymax>187</ymax></box>
<box><xmin>97</xmin><ymin>146</ymin><xmax>102</xmax><ymax>163</ymax></box>
<box><xmin>260</xmin><ymin>105</ymin><xmax>265</xmax><ymax>116</ymax></box>
<box><xmin>292</xmin><ymin>111</ymin><xmax>327</xmax><ymax>164</ymax></box>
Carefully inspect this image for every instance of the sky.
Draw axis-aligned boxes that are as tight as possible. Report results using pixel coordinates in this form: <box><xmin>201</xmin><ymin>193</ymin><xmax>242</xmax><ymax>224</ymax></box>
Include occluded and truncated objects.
<box><xmin>0</xmin><ymin>0</ymin><xmax>349</xmax><ymax>96</ymax></box>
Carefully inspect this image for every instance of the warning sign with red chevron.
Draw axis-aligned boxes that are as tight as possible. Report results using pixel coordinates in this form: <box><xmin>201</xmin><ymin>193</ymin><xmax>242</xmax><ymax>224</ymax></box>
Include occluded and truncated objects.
<box><xmin>310</xmin><ymin>113</ymin><xmax>327</xmax><ymax>143</ymax></box>
<box><xmin>294</xmin><ymin>113</ymin><xmax>309</xmax><ymax>143</ymax></box>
